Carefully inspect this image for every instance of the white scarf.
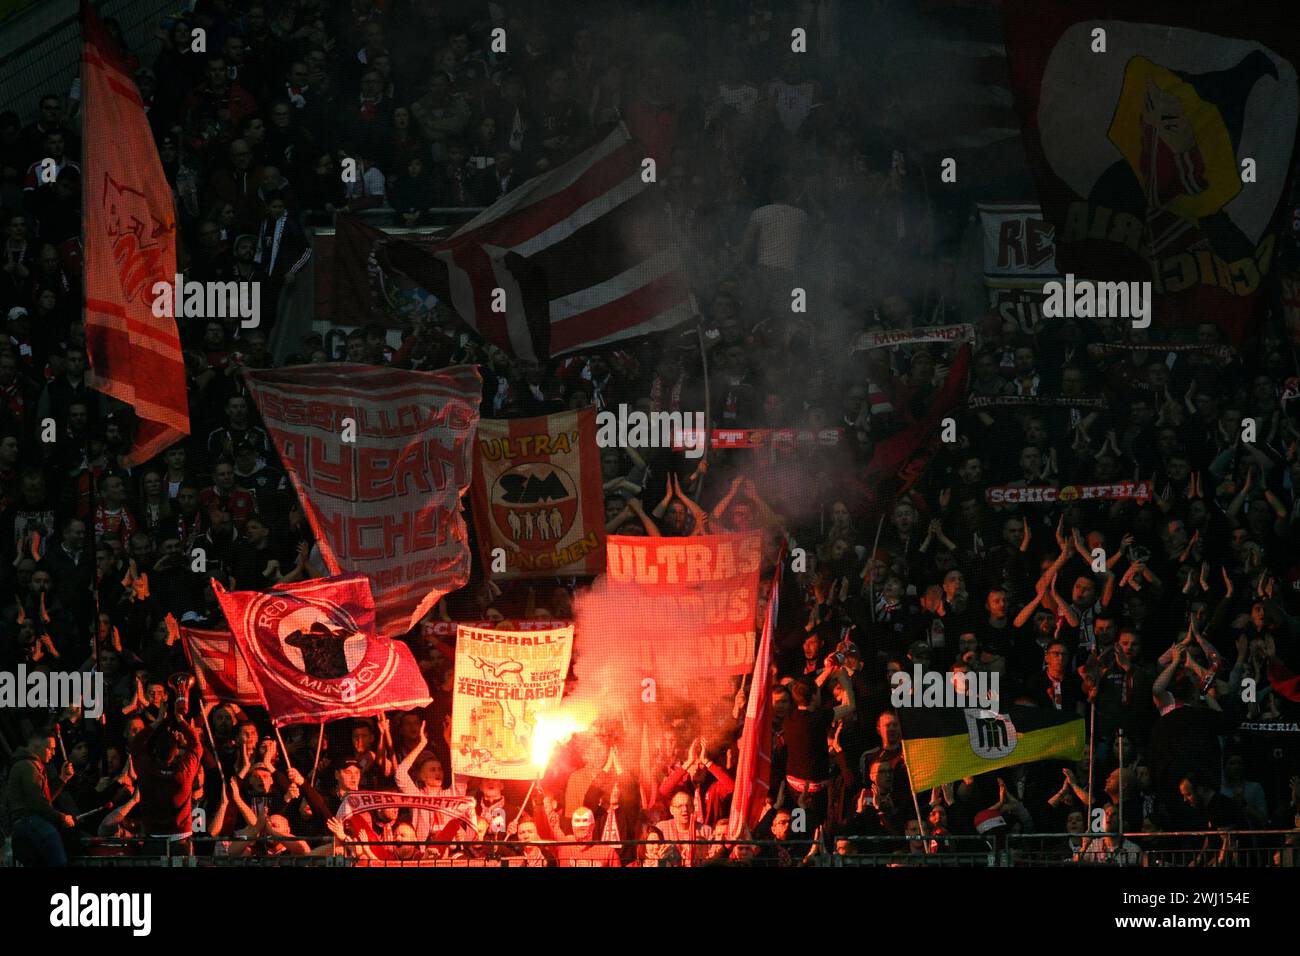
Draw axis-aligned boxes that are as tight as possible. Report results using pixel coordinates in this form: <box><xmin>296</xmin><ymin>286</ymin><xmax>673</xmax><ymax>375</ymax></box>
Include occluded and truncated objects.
<box><xmin>255</xmin><ymin>213</ymin><xmax>287</xmax><ymax>274</ymax></box>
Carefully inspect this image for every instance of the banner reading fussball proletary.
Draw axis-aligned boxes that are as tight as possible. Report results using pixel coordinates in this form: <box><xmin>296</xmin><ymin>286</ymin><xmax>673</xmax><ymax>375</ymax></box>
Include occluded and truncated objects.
<box><xmin>605</xmin><ymin>533</ymin><xmax>763</xmax><ymax>676</ymax></box>
<box><xmin>451</xmin><ymin>623</ymin><xmax>575</xmax><ymax>780</ymax></box>
<box><xmin>243</xmin><ymin>364</ymin><xmax>481</xmax><ymax>638</ymax></box>
<box><xmin>470</xmin><ymin>407</ymin><xmax>605</xmax><ymax>579</ymax></box>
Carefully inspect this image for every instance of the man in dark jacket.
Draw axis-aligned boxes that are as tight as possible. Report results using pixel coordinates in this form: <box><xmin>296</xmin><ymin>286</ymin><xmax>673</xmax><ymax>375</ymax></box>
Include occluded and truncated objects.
<box><xmin>129</xmin><ymin>698</ymin><xmax>203</xmax><ymax>855</ymax></box>
<box><xmin>5</xmin><ymin>725</ymin><xmax>76</xmax><ymax>865</ymax></box>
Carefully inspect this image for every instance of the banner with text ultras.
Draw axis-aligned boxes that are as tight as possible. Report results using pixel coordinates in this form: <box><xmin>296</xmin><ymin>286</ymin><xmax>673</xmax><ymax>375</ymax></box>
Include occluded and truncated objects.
<box><xmin>451</xmin><ymin>623</ymin><xmax>575</xmax><ymax>780</ymax></box>
<box><xmin>469</xmin><ymin>407</ymin><xmax>605</xmax><ymax>579</ymax></box>
<box><xmin>244</xmin><ymin>364</ymin><xmax>481</xmax><ymax>639</ymax></box>
<box><xmin>605</xmin><ymin>533</ymin><xmax>763</xmax><ymax>676</ymax></box>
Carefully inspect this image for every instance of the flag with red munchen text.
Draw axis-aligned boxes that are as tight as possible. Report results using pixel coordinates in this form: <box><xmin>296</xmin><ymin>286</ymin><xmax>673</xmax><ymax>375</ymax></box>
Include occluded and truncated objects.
<box><xmin>213</xmin><ymin>574</ymin><xmax>432</xmax><ymax>726</ymax></box>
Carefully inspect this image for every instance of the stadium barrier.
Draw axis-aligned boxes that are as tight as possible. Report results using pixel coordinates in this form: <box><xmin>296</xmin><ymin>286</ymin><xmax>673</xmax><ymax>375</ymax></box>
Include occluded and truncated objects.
<box><xmin>8</xmin><ymin>830</ymin><xmax>1290</xmax><ymax>867</ymax></box>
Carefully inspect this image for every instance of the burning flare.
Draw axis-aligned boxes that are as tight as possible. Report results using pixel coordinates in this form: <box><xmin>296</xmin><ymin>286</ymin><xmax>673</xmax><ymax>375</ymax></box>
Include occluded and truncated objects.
<box><xmin>531</xmin><ymin>712</ymin><xmax>586</xmax><ymax>770</ymax></box>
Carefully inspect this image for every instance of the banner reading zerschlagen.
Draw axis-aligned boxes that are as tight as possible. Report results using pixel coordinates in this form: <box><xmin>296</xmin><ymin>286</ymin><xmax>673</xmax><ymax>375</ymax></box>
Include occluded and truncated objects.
<box><xmin>470</xmin><ymin>408</ymin><xmax>604</xmax><ymax>579</ymax></box>
<box><xmin>244</xmin><ymin>364</ymin><xmax>481</xmax><ymax>638</ymax></box>
<box><xmin>451</xmin><ymin>623</ymin><xmax>575</xmax><ymax>780</ymax></box>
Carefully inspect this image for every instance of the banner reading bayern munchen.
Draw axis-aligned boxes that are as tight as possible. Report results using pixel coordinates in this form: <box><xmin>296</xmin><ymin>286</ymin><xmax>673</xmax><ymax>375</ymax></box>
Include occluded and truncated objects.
<box><xmin>451</xmin><ymin>623</ymin><xmax>575</xmax><ymax>780</ymax></box>
<box><xmin>605</xmin><ymin>533</ymin><xmax>763</xmax><ymax>676</ymax></box>
<box><xmin>214</xmin><ymin>574</ymin><xmax>432</xmax><ymax>726</ymax></box>
<box><xmin>243</xmin><ymin>364</ymin><xmax>481</xmax><ymax>638</ymax></box>
<box><xmin>469</xmin><ymin>407</ymin><xmax>604</xmax><ymax>579</ymax></box>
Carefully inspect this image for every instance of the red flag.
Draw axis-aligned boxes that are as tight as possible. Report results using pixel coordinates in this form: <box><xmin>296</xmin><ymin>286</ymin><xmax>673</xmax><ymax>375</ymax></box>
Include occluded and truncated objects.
<box><xmin>213</xmin><ymin>573</ymin><xmax>432</xmax><ymax>726</ymax></box>
<box><xmin>80</xmin><ymin>1</ymin><xmax>189</xmax><ymax>463</ymax></box>
<box><xmin>242</xmin><ymin>363</ymin><xmax>481</xmax><ymax>638</ymax></box>
<box><xmin>864</xmin><ymin>344</ymin><xmax>971</xmax><ymax>499</ymax></box>
<box><xmin>179</xmin><ymin>625</ymin><xmax>262</xmax><ymax>707</ymax></box>
<box><xmin>728</xmin><ymin>553</ymin><xmax>783</xmax><ymax>839</ymax></box>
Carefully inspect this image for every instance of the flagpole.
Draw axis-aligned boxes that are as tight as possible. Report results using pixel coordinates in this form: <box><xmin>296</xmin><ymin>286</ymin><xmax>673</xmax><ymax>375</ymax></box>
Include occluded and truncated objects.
<box><xmin>309</xmin><ymin>720</ymin><xmax>325</xmax><ymax>788</ymax></box>
<box><xmin>512</xmin><ymin>776</ymin><xmax>539</xmax><ymax>829</ymax></box>
<box><xmin>693</xmin><ymin>297</ymin><xmax>711</xmax><ymax>503</ymax></box>
<box><xmin>1116</xmin><ymin>727</ymin><xmax>1125</xmax><ymax>838</ymax></box>
<box><xmin>196</xmin><ymin>692</ymin><xmax>225</xmax><ymax>785</ymax></box>
<box><xmin>273</xmin><ymin>724</ymin><xmax>292</xmax><ymax>774</ymax></box>
<box><xmin>902</xmin><ymin>753</ymin><xmax>930</xmax><ymax>855</ymax></box>
<box><xmin>868</xmin><ymin>511</ymin><xmax>886</xmax><ymax>620</ymax></box>
<box><xmin>1086</xmin><ymin>698</ymin><xmax>1096</xmax><ymax>830</ymax></box>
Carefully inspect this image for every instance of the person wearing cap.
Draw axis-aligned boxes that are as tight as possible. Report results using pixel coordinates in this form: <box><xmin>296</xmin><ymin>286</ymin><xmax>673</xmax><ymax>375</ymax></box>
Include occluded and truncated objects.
<box><xmin>554</xmin><ymin>806</ymin><xmax>621</xmax><ymax>867</ymax></box>
<box><xmin>227</xmin><ymin>232</ymin><xmax>269</xmax><ymax>302</ymax></box>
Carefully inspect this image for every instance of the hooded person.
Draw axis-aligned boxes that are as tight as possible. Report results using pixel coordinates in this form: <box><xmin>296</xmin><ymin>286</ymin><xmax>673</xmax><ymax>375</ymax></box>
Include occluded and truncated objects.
<box><xmin>554</xmin><ymin>806</ymin><xmax>621</xmax><ymax>867</ymax></box>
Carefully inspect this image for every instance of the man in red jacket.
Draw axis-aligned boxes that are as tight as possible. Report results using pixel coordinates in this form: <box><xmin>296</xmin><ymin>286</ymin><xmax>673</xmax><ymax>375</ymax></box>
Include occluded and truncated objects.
<box><xmin>129</xmin><ymin>696</ymin><xmax>203</xmax><ymax>857</ymax></box>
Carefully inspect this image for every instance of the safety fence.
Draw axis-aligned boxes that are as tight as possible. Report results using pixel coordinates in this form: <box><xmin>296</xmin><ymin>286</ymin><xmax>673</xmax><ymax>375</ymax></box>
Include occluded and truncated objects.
<box><xmin>19</xmin><ymin>829</ymin><xmax>1293</xmax><ymax>867</ymax></box>
<box><xmin>0</xmin><ymin>0</ymin><xmax>172</xmax><ymax>125</ymax></box>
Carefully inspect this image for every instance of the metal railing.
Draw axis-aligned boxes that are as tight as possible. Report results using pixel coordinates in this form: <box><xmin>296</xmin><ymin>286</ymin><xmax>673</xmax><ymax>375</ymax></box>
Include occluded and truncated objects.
<box><xmin>0</xmin><ymin>0</ymin><xmax>173</xmax><ymax>126</ymax></box>
<box><xmin>25</xmin><ymin>829</ymin><xmax>1290</xmax><ymax>867</ymax></box>
<box><xmin>59</xmin><ymin>834</ymin><xmax>996</xmax><ymax>867</ymax></box>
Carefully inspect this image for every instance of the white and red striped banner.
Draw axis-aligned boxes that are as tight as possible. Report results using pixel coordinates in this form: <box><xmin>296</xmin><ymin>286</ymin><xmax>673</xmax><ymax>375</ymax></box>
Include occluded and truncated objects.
<box><xmin>80</xmin><ymin>1</ymin><xmax>189</xmax><ymax>463</ymax></box>
<box><xmin>243</xmin><ymin>364</ymin><xmax>481</xmax><ymax>638</ymax></box>
<box><xmin>380</xmin><ymin>126</ymin><xmax>692</xmax><ymax>359</ymax></box>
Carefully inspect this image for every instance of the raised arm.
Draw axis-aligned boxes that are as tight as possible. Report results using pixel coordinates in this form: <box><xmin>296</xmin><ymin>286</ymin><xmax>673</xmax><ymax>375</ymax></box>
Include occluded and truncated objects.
<box><xmin>627</xmin><ymin>498</ymin><xmax>661</xmax><ymax>536</ymax></box>
<box><xmin>710</xmin><ymin>475</ymin><xmax>745</xmax><ymax>524</ymax></box>
<box><xmin>394</xmin><ymin>721</ymin><xmax>428</xmax><ymax>793</ymax></box>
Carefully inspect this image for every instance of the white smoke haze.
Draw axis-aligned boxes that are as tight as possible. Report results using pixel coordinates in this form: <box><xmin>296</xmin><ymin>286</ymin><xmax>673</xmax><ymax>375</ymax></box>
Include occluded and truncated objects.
<box><xmin>563</xmin><ymin>571</ymin><xmax>745</xmax><ymax>767</ymax></box>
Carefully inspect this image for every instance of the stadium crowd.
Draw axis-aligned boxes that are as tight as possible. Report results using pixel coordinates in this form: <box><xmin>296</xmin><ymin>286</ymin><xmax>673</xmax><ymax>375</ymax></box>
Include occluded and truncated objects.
<box><xmin>3</xmin><ymin>0</ymin><xmax>1300</xmax><ymax>867</ymax></box>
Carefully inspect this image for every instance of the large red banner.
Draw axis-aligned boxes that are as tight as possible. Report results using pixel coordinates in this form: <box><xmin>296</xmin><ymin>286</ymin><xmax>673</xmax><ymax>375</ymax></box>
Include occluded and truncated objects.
<box><xmin>604</xmin><ymin>533</ymin><xmax>763</xmax><ymax>676</ymax></box>
<box><xmin>213</xmin><ymin>574</ymin><xmax>432</xmax><ymax>726</ymax></box>
<box><xmin>80</xmin><ymin>1</ymin><xmax>189</xmax><ymax>463</ymax></box>
<box><xmin>179</xmin><ymin>625</ymin><xmax>261</xmax><ymax>707</ymax></box>
<box><xmin>243</xmin><ymin>364</ymin><xmax>481</xmax><ymax>638</ymax></box>
<box><xmin>469</xmin><ymin>408</ymin><xmax>605</xmax><ymax>579</ymax></box>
